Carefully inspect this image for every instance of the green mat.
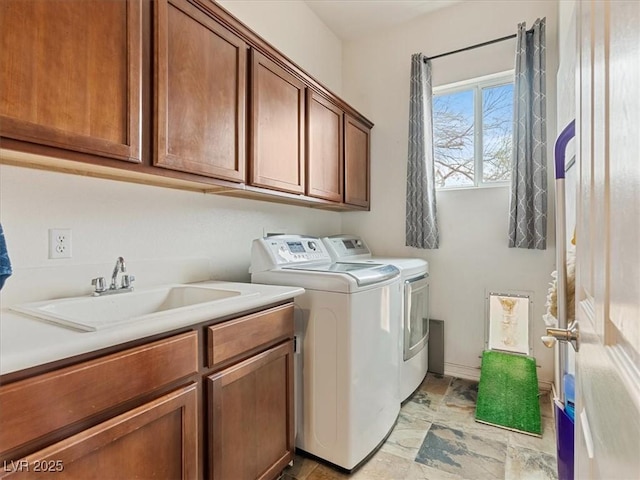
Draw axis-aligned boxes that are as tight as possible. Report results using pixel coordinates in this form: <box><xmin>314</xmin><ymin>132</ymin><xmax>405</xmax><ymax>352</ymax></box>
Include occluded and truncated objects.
<box><xmin>475</xmin><ymin>350</ymin><xmax>542</xmax><ymax>436</ymax></box>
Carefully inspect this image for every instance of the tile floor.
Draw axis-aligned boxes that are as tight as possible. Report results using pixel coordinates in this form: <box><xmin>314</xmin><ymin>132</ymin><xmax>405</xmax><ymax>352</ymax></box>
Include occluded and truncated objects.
<box><xmin>283</xmin><ymin>374</ymin><xmax>558</xmax><ymax>480</ymax></box>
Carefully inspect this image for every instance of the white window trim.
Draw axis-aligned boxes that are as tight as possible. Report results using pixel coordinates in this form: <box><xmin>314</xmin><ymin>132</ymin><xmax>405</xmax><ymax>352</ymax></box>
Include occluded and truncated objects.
<box><xmin>433</xmin><ymin>70</ymin><xmax>515</xmax><ymax>190</ymax></box>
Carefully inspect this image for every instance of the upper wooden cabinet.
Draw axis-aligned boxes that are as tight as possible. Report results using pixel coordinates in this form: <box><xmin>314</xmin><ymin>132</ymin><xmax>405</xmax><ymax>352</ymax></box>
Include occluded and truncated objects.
<box><xmin>154</xmin><ymin>0</ymin><xmax>246</xmax><ymax>182</ymax></box>
<box><xmin>344</xmin><ymin>114</ymin><xmax>371</xmax><ymax>208</ymax></box>
<box><xmin>0</xmin><ymin>0</ymin><xmax>373</xmax><ymax>210</ymax></box>
<box><xmin>250</xmin><ymin>50</ymin><xmax>306</xmax><ymax>194</ymax></box>
<box><xmin>0</xmin><ymin>0</ymin><xmax>142</xmax><ymax>163</ymax></box>
<box><xmin>306</xmin><ymin>91</ymin><xmax>344</xmax><ymax>202</ymax></box>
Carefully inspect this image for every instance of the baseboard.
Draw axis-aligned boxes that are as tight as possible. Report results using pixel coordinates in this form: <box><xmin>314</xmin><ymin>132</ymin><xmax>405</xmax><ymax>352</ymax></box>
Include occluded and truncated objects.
<box><xmin>538</xmin><ymin>379</ymin><xmax>554</xmax><ymax>392</ymax></box>
<box><xmin>444</xmin><ymin>362</ymin><xmax>553</xmax><ymax>392</ymax></box>
<box><xmin>443</xmin><ymin>362</ymin><xmax>481</xmax><ymax>382</ymax></box>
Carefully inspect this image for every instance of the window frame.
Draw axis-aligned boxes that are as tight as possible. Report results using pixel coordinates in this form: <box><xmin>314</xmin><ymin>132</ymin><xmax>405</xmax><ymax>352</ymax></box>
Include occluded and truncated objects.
<box><xmin>432</xmin><ymin>70</ymin><xmax>515</xmax><ymax>190</ymax></box>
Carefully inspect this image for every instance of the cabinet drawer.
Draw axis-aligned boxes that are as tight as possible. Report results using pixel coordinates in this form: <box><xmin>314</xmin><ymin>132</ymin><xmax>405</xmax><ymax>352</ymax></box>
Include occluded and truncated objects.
<box><xmin>0</xmin><ymin>331</ymin><xmax>198</xmax><ymax>456</ymax></box>
<box><xmin>207</xmin><ymin>304</ymin><xmax>293</xmax><ymax>368</ymax></box>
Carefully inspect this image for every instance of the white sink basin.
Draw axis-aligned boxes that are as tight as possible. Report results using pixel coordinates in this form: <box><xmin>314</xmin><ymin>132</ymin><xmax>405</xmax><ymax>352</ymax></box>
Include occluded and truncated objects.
<box><xmin>10</xmin><ymin>284</ymin><xmax>258</xmax><ymax>332</ymax></box>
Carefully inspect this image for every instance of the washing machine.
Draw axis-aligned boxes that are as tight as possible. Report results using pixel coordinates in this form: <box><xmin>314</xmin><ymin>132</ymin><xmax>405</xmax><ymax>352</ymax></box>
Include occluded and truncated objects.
<box><xmin>322</xmin><ymin>234</ymin><xmax>430</xmax><ymax>402</ymax></box>
<box><xmin>250</xmin><ymin>235</ymin><xmax>402</xmax><ymax>471</ymax></box>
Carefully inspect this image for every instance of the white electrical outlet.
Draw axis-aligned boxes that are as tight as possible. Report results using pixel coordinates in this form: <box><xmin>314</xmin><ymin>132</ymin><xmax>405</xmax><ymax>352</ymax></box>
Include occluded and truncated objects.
<box><xmin>49</xmin><ymin>229</ymin><xmax>72</xmax><ymax>259</ymax></box>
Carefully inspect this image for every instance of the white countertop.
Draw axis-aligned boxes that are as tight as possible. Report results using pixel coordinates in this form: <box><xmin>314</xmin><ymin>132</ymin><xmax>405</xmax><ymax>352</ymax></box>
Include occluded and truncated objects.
<box><xmin>0</xmin><ymin>281</ymin><xmax>304</xmax><ymax>376</ymax></box>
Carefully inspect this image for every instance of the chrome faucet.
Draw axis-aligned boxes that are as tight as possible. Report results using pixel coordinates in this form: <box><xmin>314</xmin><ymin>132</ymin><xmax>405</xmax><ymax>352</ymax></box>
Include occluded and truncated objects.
<box><xmin>110</xmin><ymin>256</ymin><xmax>126</xmax><ymax>290</ymax></box>
<box><xmin>91</xmin><ymin>256</ymin><xmax>135</xmax><ymax>296</ymax></box>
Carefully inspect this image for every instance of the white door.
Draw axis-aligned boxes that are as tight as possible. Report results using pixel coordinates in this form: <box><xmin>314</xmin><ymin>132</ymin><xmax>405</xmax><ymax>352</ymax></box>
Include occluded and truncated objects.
<box><xmin>574</xmin><ymin>1</ymin><xmax>640</xmax><ymax>478</ymax></box>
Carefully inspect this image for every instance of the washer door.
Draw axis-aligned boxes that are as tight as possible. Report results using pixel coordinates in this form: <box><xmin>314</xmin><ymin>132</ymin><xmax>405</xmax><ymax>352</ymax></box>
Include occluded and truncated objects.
<box><xmin>404</xmin><ymin>275</ymin><xmax>429</xmax><ymax>361</ymax></box>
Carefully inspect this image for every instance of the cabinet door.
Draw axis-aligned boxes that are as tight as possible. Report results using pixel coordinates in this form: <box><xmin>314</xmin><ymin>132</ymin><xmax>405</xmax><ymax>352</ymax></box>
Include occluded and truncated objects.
<box><xmin>208</xmin><ymin>341</ymin><xmax>294</xmax><ymax>480</ymax></box>
<box><xmin>250</xmin><ymin>51</ymin><xmax>306</xmax><ymax>194</ymax></box>
<box><xmin>0</xmin><ymin>0</ymin><xmax>142</xmax><ymax>163</ymax></box>
<box><xmin>0</xmin><ymin>385</ymin><xmax>198</xmax><ymax>480</ymax></box>
<box><xmin>344</xmin><ymin>115</ymin><xmax>371</xmax><ymax>208</ymax></box>
<box><xmin>155</xmin><ymin>0</ymin><xmax>246</xmax><ymax>182</ymax></box>
<box><xmin>306</xmin><ymin>91</ymin><xmax>344</xmax><ymax>202</ymax></box>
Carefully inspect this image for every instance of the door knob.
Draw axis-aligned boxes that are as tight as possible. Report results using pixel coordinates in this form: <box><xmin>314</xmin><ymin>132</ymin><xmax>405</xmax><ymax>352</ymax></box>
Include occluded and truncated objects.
<box><xmin>541</xmin><ymin>322</ymin><xmax>580</xmax><ymax>352</ymax></box>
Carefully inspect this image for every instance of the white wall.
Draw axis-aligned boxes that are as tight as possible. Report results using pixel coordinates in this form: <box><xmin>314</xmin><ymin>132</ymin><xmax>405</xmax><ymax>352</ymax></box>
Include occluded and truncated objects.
<box><xmin>0</xmin><ymin>165</ymin><xmax>341</xmax><ymax>306</ymax></box>
<box><xmin>217</xmin><ymin>0</ymin><xmax>343</xmax><ymax>95</ymax></box>
<box><xmin>340</xmin><ymin>0</ymin><xmax>559</xmax><ymax>385</ymax></box>
<box><xmin>0</xmin><ymin>1</ymin><xmax>344</xmax><ymax>307</ymax></box>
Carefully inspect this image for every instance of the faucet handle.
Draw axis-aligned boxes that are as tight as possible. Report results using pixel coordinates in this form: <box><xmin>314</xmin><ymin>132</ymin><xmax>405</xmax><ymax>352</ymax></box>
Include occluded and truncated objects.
<box><xmin>92</xmin><ymin>277</ymin><xmax>107</xmax><ymax>293</ymax></box>
<box><xmin>121</xmin><ymin>274</ymin><xmax>135</xmax><ymax>289</ymax></box>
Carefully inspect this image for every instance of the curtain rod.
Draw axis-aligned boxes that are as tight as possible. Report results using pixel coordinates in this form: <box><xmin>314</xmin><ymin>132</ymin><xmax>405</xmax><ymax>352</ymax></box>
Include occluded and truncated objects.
<box><xmin>424</xmin><ymin>29</ymin><xmax>532</xmax><ymax>62</ymax></box>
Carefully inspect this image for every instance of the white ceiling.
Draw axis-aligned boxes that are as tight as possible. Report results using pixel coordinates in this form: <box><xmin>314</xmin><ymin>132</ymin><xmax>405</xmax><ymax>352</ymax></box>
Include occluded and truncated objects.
<box><xmin>304</xmin><ymin>0</ymin><xmax>464</xmax><ymax>41</ymax></box>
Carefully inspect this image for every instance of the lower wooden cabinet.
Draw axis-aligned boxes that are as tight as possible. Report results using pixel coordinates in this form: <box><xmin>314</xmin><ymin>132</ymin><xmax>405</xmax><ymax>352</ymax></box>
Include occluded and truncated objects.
<box><xmin>207</xmin><ymin>341</ymin><xmax>294</xmax><ymax>480</ymax></box>
<box><xmin>0</xmin><ymin>332</ymin><xmax>198</xmax><ymax>457</ymax></box>
<box><xmin>0</xmin><ymin>303</ymin><xmax>295</xmax><ymax>480</ymax></box>
<box><xmin>0</xmin><ymin>385</ymin><xmax>198</xmax><ymax>479</ymax></box>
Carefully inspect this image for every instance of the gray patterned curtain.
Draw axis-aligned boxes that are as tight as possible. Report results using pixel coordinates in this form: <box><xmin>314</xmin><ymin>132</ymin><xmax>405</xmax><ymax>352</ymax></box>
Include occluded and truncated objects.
<box><xmin>406</xmin><ymin>54</ymin><xmax>439</xmax><ymax>249</ymax></box>
<box><xmin>508</xmin><ymin>18</ymin><xmax>547</xmax><ymax>249</ymax></box>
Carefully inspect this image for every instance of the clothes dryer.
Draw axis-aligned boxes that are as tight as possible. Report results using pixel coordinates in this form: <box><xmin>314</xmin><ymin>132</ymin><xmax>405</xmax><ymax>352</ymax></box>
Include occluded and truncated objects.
<box><xmin>250</xmin><ymin>235</ymin><xmax>402</xmax><ymax>471</ymax></box>
<box><xmin>322</xmin><ymin>235</ymin><xmax>430</xmax><ymax>401</ymax></box>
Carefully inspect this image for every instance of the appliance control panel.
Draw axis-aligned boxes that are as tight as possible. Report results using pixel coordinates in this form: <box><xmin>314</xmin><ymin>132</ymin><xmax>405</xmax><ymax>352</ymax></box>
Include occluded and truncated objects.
<box><xmin>323</xmin><ymin>235</ymin><xmax>371</xmax><ymax>259</ymax></box>
<box><xmin>261</xmin><ymin>236</ymin><xmax>331</xmax><ymax>265</ymax></box>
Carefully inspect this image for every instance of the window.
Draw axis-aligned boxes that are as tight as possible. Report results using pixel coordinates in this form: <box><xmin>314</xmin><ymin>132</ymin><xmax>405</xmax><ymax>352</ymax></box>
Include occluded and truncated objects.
<box><xmin>432</xmin><ymin>72</ymin><xmax>514</xmax><ymax>189</ymax></box>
